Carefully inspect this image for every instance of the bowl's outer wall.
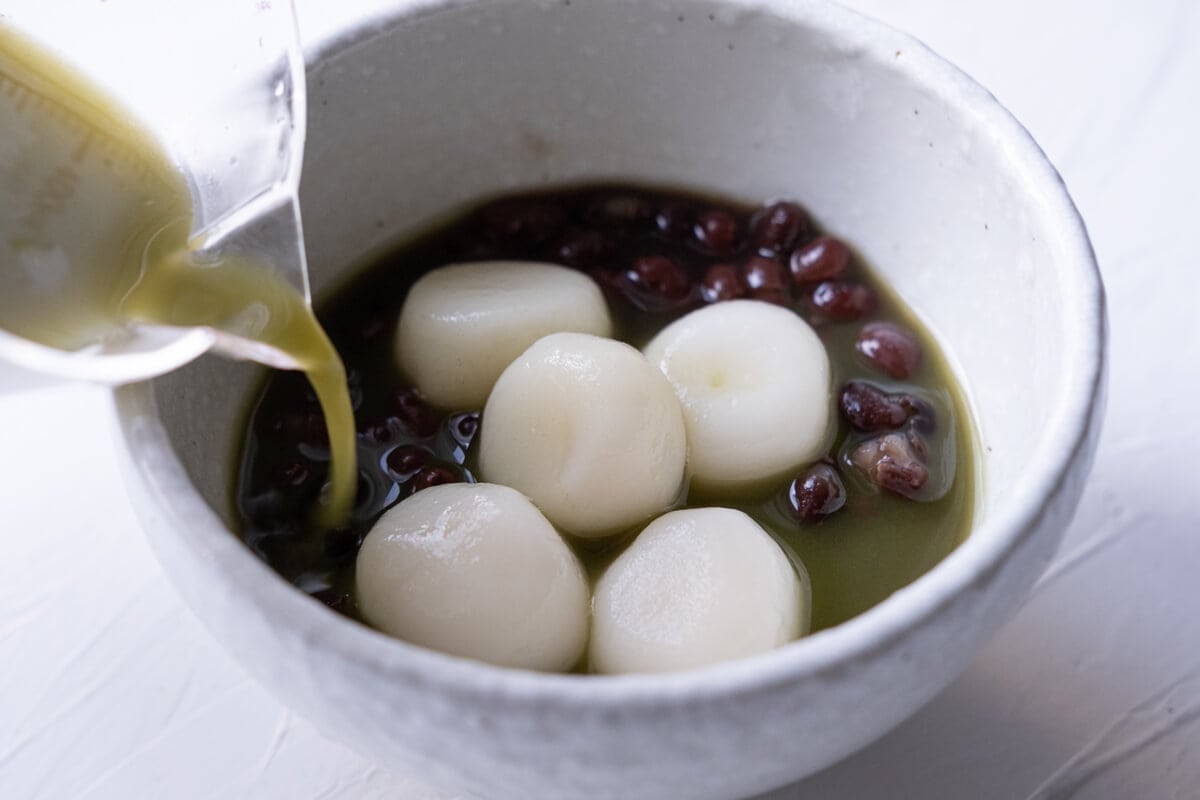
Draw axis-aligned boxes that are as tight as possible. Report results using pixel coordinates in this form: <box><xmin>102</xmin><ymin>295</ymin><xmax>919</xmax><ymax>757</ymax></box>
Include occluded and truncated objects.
<box><xmin>118</xmin><ymin>1</ymin><xmax>1106</xmax><ymax>797</ymax></box>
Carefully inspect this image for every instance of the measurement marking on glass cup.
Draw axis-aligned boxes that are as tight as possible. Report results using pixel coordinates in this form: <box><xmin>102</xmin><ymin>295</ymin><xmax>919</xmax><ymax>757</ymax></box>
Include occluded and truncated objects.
<box><xmin>1</xmin><ymin>68</ymin><xmax>172</xmax><ymax>236</ymax></box>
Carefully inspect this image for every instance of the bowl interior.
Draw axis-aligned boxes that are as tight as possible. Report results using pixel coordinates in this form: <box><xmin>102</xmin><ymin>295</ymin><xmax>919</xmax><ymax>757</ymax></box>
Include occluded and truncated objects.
<box><xmin>158</xmin><ymin>0</ymin><xmax>1089</xmax><ymax>528</ymax></box>
<box><xmin>133</xmin><ymin>0</ymin><xmax>1102</xmax><ymax>796</ymax></box>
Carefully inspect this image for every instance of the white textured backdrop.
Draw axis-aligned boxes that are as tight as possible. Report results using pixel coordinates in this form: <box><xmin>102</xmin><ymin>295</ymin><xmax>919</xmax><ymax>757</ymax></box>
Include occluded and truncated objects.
<box><xmin>2</xmin><ymin>1</ymin><xmax>1197</xmax><ymax>798</ymax></box>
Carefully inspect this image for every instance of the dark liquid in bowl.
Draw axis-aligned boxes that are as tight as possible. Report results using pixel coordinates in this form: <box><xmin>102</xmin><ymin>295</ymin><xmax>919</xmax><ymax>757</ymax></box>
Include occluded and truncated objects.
<box><xmin>233</xmin><ymin>185</ymin><xmax>976</xmax><ymax>637</ymax></box>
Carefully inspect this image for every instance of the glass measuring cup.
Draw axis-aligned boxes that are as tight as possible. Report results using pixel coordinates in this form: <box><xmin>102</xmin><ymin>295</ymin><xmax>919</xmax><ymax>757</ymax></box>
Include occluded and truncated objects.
<box><xmin>0</xmin><ymin>0</ymin><xmax>310</xmax><ymax>389</ymax></box>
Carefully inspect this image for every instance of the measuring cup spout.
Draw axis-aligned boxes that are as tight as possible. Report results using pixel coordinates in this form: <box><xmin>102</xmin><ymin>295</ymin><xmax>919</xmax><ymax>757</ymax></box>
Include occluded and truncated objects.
<box><xmin>0</xmin><ymin>326</ymin><xmax>217</xmax><ymax>392</ymax></box>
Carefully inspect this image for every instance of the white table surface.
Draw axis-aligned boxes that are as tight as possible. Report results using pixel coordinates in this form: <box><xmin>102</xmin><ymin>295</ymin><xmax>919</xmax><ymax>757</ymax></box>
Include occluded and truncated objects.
<box><xmin>3</xmin><ymin>1</ymin><xmax>1198</xmax><ymax>798</ymax></box>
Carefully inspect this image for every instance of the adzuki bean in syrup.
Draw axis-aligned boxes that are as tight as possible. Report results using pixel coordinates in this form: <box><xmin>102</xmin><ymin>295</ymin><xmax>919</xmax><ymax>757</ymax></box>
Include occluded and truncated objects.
<box><xmin>233</xmin><ymin>185</ymin><xmax>976</xmax><ymax>635</ymax></box>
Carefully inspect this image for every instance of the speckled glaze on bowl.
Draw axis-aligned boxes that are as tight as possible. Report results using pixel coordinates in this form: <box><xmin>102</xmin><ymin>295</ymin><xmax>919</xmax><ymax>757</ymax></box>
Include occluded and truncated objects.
<box><xmin>111</xmin><ymin>1</ymin><xmax>1106</xmax><ymax>797</ymax></box>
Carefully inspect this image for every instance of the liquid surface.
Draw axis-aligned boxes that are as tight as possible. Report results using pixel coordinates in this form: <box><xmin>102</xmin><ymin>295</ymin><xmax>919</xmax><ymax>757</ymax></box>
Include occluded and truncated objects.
<box><xmin>235</xmin><ymin>186</ymin><xmax>977</xmax><ymax>637</ymax></box>
<box><xmin>0</xmin><ymin>24</ymin><xmax>356</xmax><ymax>523</ymax></box>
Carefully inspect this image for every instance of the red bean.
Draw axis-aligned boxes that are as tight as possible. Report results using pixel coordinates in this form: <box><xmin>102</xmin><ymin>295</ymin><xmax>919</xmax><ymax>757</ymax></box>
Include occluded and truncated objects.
<box><xmin>693</xmin><ymin>209</ymin><xmax>740</xmax><ymax>254</ymax></box>
<box><xmin>624</xmin><ymin>255</ymin><xmax>692</xmax><ymax>305</ymax></box>
<box><xmin>856</xmin><ymin>321</ymin><xmax>923</xmax><ymax>379</ymax></box>
<box><xmin>849</xmin><ymin>430</ymin><xmax>929</xmax><ymax>499</ymax></box>
<box><xmin>700</xmin><ymin>263</ymin><xmax>745</xmax><ymax>303</ymax></box>
<box><xmin>393</xmin><ymin>388</ymin><xmax>440</xmax><ymax>437</ymax></box>
<box><xmin>810</xmin><ymin>280</ymin><xmax>876</xmax><ymax>321</ymax></box>
<box><xmin>750</xmin><ymin>201</ymin><xmax>810</xmax><ymax>254</ymax></box>
<box><xmin>741</xmin><ymin>256</ymin><xmax>789</xmax><ymax>293</ymax></box>
<box><xmin>412</xmin><ymin>466</ymin><xmax>459</xmax><ymax>493</ymax></box>
<box><xmin>840</xmin><ymin>381</ymin><xmax>909</xmax><ymax>431</ymax></box>
<box><xmin>655</xmin><ymin>201</ymin><xmax>695</xmax><ymax>241</ymax></box>
<box><xmin>591</xmin><ymin>268</ymin><xmax>623</xmax><ymax>294</ymax></box>
<box><xmin>386</xmin><ymin>445</ymin><xmax>428</xmax><ymax>480</ymax></box>
<box><xmin>556</xmin><ymin>229</ymin><xmax>614</xmax><ymax>268</ymax></box>
<box><xmin>841</xmin><ymin>382</ymin><xmax>937</xmax><ymax>435</ymax></box>
<box><xmin>790</xmin><ymin>236</ymin><xmax>850</xmax><ymax>284</ymax></box>
<box><xmin>787</xmin><ymin>463</ymin><xmax>846</xmax><ymax>522</ymax></box>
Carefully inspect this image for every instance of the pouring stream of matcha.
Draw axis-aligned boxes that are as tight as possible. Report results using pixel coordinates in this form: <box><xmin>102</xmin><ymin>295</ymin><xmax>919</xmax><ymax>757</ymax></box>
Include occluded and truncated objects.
<box><xmin>0</xmin><ymin>22</ymin><xmax>356</xmax><ymax>525</ymax></box>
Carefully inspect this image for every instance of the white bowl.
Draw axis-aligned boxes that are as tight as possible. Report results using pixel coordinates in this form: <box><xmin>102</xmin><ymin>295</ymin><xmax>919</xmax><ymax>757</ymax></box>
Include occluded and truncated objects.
<box><xmin>112</xmin><ymin>1</ymin><xmax>1106</xmax><ymax>797</ymax></box>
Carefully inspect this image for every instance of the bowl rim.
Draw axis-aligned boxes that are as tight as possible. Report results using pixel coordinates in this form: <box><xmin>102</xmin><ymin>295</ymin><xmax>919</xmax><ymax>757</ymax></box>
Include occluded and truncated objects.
<box><xmin>114</xmin><ymin>0</ymin><xmax>1106</xmax><ymax>709</ymax></box>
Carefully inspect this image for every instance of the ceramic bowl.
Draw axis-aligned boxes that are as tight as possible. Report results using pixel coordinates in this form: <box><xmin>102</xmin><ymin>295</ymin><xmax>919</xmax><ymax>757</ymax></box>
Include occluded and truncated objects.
<box><xmin>112</xmin><ymin>1</ymin><xmax>1106</xmax><ymax>797</ymax></box>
